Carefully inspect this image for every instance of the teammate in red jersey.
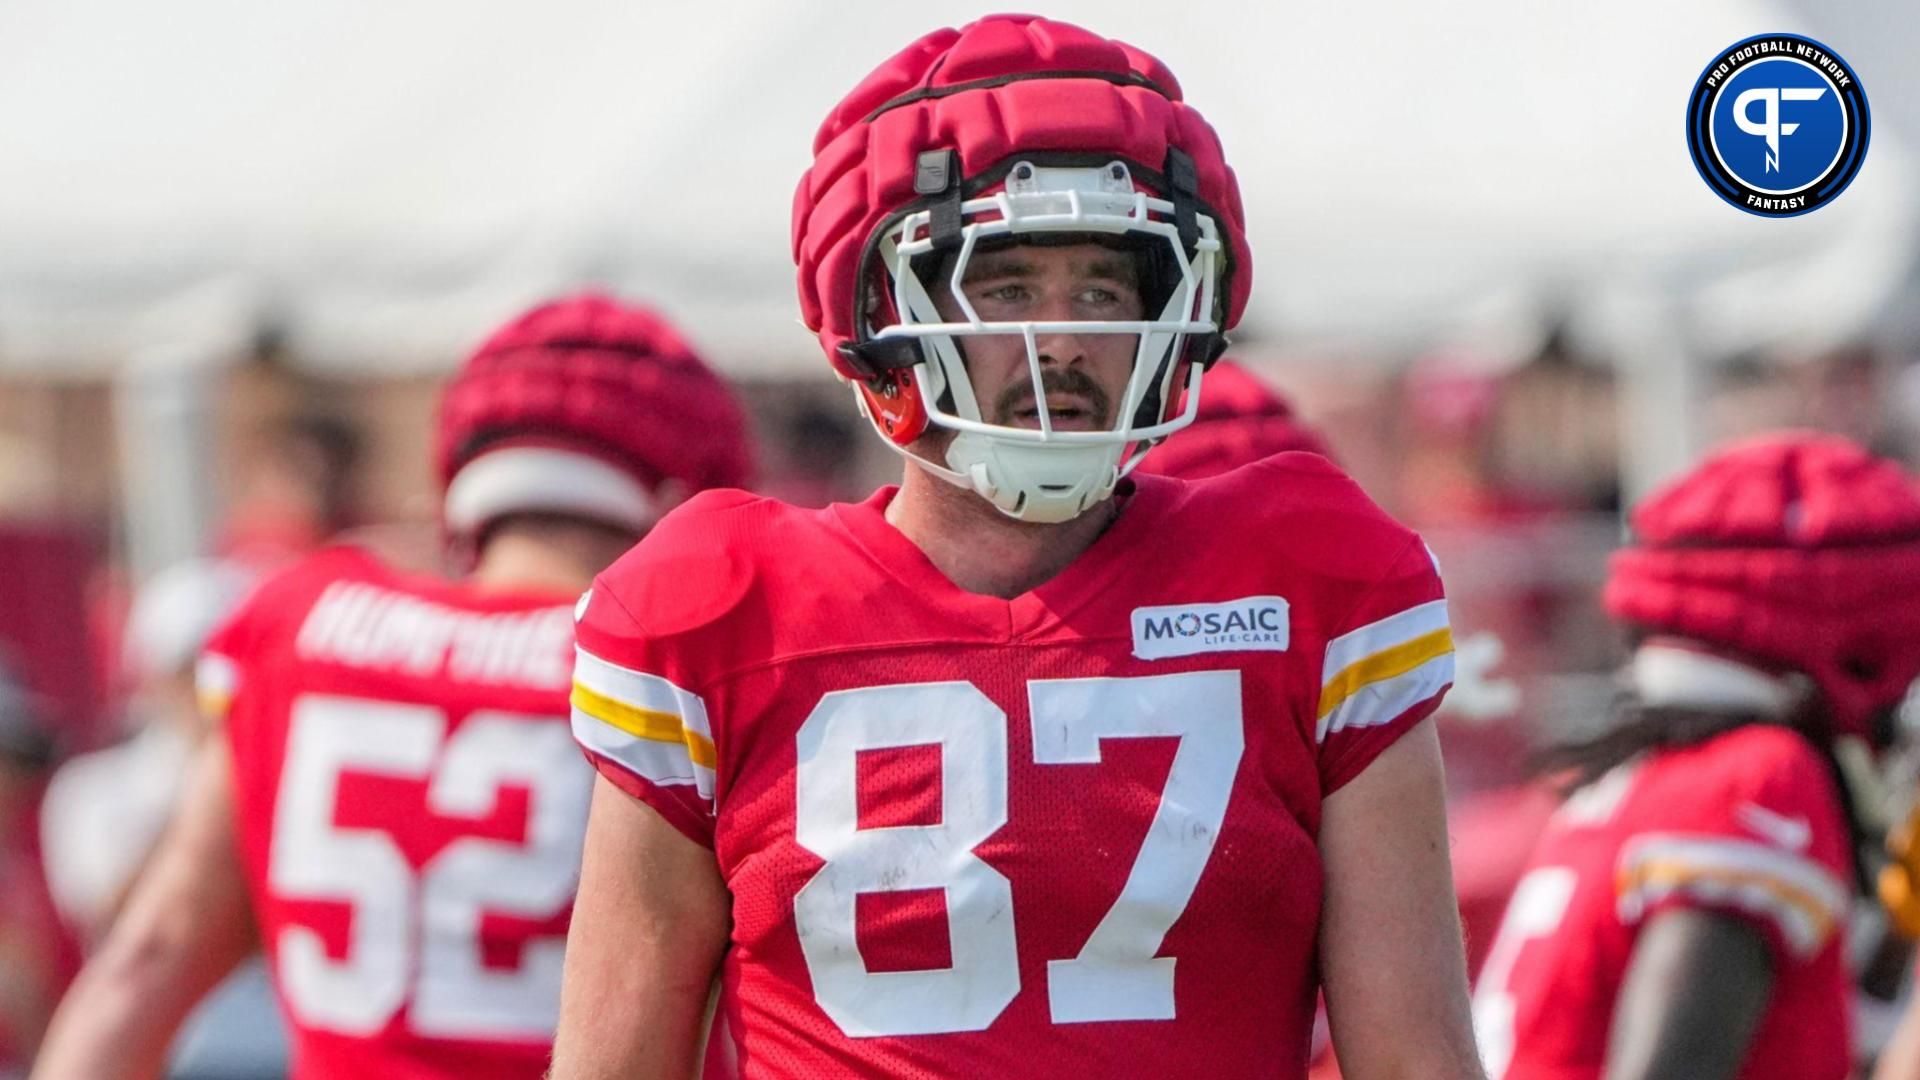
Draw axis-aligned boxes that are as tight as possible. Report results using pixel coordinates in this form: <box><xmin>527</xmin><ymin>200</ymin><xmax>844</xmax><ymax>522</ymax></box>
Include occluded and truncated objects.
<box><xmin>550</xmin><ymin>15</ymin><xmax>1482</xmax><ymax>1079</ymax></box>
<box><xmin>1471</xmin><ymin>433</ymin><xmax>1920</xmax><ymax>1080</ymax></box>
<box><xmin>32</xmin><ymin>294</ymin><xmax>751</xmax><ymax>1080</ymax></box>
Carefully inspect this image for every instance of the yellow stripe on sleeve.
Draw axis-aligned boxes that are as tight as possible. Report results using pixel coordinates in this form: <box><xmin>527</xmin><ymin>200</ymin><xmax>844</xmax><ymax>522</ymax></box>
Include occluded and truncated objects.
<box><xmin>1617</xmin><ymin>860</ymin><xmax>1837</xmax><ymax>945</ymax></box>
<box><xmin>1317</xmin><ymin>627</ymin><xmax>1454</xmax><ymax>719</ymax></box>
<box><xmin>571</xmin><ymin>681</ymin><xmax>717</xmax><ymax>770</ymax></box>
<box><xmin>198</xmin><ymin>688</ymin><xmax>234</xmax><ymax>722</ymax></box>
<box><xmin>195</xmin><ymin>654</ymin><xmax>240</xmax><ymax>724</ymax></box>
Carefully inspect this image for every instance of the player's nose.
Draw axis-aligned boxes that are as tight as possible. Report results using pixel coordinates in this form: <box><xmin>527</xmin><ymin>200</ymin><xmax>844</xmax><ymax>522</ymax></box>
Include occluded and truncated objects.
<box><xmin>1032</xmin><ymin>292</ymin><xmax>1088</xmax><ymax>368</ymax></box>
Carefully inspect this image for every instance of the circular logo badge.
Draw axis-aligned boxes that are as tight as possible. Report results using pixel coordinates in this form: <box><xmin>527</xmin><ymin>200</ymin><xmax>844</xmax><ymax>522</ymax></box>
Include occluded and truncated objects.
<box><xmin>1686</xmin><ymin>33</ymin><xmax>1869</xmax><ymax>217</ymax></box>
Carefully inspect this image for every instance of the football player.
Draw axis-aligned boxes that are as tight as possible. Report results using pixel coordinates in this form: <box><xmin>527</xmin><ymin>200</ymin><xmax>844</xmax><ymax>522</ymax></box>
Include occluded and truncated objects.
<box><xmin>31</xmin><ymin>294</ymin><xmax>752</xmax><ymax>1080</ymax></box>
<box><xmin>1471</xmin><ymin>433</ymin><xmax>1920</xmax><ymax>1080</ymax></box>
<box><xmin>552</xmin><ymin>15</ymin><xmax>1482</xmax><ymax>1079</ymax></box>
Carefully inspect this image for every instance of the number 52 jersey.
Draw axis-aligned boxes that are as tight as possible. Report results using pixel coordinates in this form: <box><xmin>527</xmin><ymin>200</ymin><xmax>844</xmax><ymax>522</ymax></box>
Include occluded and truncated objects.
<box><xmin>572</xmin><ymin>456</ymin><xmax>1457</xmax><ymax>1079</ymax></box>
<box><xmin>203</xmin><ymin>548</ymin><xmax>590</xmax><ymax>1080</ymax></box>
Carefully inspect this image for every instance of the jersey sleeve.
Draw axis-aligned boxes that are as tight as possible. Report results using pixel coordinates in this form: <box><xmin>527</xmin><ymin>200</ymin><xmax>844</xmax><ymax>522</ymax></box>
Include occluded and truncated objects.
<box><xmin>197</xmin><ymin>585</ymin><xmax>268</xmax><ymax>727</ymax></box>
<box><xmin>1614</xmin><ymin>731</ymin><xmax>1852</xmax><ymax>968</ymax></box>
<box><xmin>196</xmin><ymin>644</ymin><xmax>243</xmax><ymax>725</ymax></box>
<box><xmin>196</xmin><ymin>547</ymin><xmax>370</xmax><ymax>729</ymax></box>
<box><xmin>570</xmin><ymin>581</ymin><xmax>718</xmax><ymax>849</ymax></box>
<box><xmin>1314</xmin><ymin>537</ymin><xmax>1454</xmax><ymax>792</ymax></box>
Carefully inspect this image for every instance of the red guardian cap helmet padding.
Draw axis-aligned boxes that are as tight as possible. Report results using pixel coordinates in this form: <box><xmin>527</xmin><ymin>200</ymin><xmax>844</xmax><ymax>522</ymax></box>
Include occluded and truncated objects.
<box><xmin>435</xmin><ymin>292</ymin><xmax>753</xmax><ymax>542</ymax></box>
<box><xmin>1133</xmin><ymin>360</ymin><xmax>1331</xmax><ymax>481</ymax></box>
<box><xmin>791</xmin><ymin>14</ymin><xmax>1251</xmax><ymax>523</ymax></box>
<box><xmin>1604</xmin><ymin>432</ymin><xmax>1920</xmax><ymax>747</ymax></box>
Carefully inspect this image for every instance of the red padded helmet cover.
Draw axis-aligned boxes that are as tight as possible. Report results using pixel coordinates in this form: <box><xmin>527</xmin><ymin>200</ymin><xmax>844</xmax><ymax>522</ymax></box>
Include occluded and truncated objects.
<box><xmin>1135</xmin><ymin>361</ymin><xmax>1331</xmax><ymax>480</ymax></box>
<box><xmin>434</xmin><ymin>293</ymin><xmax>753</xmax><ymax>500</ymax></box>
<box><xmin>1604</xmin><ymin>432</ymin><xmax>1920</xmax><ymax>743</ymax></box>
<box><xmin>791</xmin><ymin>14</ymin><xmax>1252</xmax><ymax>380</ymax></box>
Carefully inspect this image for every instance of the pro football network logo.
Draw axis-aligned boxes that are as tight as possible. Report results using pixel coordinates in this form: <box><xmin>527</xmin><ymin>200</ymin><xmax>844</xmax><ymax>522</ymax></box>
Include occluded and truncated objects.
<box><xmin>1686</xmin><ymin>33</ymin><xmax>1869</xmax><ymax>217</ymax></box>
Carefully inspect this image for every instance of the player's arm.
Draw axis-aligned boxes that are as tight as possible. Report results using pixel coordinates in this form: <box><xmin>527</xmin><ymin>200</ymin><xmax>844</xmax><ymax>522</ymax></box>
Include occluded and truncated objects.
<box><xmin>1874</xmin><ymin>959</ymin><xmax>1920</xmax><ymax>1080</ymax></box>
<box><xmin>1319</xmin><ymin>716</ymin><xmax>1484</xmax><ymax>1080</ymax></box>
<box><xmin>30</xmin><ymin>735</ymin><xmax>256</xmax><ymax>1080</ymax></box>
<box><xmin>1602</xmin><ymin>732</ymin><xmax>1847</xmax><ymax>1080</ymax></box>
<box><xmin>1601</xmin><ymin>908</ymin><xmax>1773</xmax><ymax>1080</ymax></box>
<box><xmin>548</xmin><ymin>775</ymin><xmax>730</xmax><ymax>1080</ymax></box>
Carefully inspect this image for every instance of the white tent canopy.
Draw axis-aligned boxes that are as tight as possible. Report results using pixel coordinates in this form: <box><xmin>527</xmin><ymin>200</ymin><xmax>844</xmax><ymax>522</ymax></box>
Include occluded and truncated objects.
<box><xmin>0</xmin><ymin>0</ymin><xmax>1911</xmax><ymax>377</ymax></box>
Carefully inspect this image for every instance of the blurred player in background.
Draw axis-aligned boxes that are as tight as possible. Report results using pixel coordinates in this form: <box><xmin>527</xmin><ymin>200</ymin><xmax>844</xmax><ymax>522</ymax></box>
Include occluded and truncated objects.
<box><xmin>1471</xmin><ymin>433</ymin><xmax>1920</xmax><ymax>1080</ymax></box>
<box><xmin>40</xmin><ymin>558</ymin><xmax>259</xmax><ymax>943</ymax></box>
<box><xmin>31</xmin><ymin>293</ymin><xmax>752</xmax><ymax>1080</ymax></box>
<box><xmin>0</xmin><ymin>659</ymin><xmax>72</xmax><ymax>1077</ymax></box>
<box><xmin>552</xmin><ymin>15</ymin><xmax>1481</xmax><ymax>1079</ymax></box>
<box><xmin>38</xmin><ymin>559</ymin><xmax>277</xmax><ymax>1080</ymax></box>
<box><xmin>218</xmin><ymin>413</ymin><xmax>364</xmax><ymax>565</ymax></box>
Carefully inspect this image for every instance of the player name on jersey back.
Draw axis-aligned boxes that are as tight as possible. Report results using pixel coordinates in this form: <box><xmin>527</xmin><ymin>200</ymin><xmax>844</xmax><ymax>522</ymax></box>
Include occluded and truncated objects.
<box><xmin>293</xmin><ymin>580</ymin><xmax>573</xmax><ymax>689</ymax></box>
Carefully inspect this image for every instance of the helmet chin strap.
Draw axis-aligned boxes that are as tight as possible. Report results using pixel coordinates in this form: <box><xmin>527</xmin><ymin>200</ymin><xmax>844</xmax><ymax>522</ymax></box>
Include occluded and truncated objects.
<box><xmin>942</xmin><ymin>432</ymin><xmax>1123</xmax><ymax>524</ymax></box>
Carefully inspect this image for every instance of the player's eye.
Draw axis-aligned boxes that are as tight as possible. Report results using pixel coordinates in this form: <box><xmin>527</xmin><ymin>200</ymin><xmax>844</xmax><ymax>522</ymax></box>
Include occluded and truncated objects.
<box><xmin>1077</xmin><ymin>284</ymin><xmax>1138</xmax><ymax>310</ymax></box>
<box><xmin>974</xmin><ymin>283</ymin><xmax>1031</xmax><ymax>305</ymax></box>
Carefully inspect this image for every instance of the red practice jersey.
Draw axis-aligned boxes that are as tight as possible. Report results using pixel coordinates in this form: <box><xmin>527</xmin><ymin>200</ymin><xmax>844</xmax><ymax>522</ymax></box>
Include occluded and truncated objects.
<box><xmin>201</xmin><ymin>547</ymin><xmax>590</xmax><ymax>1080</ymax></box>
<box><xmin>1471</xmin><ymin>725</ymin><xmax>1853</xmax><ymax>1080</ymax></box>
<box><xmin>571</xmin><ymin>456</ymin><xmax>1456</xmax><ymax>1078</ymax></box>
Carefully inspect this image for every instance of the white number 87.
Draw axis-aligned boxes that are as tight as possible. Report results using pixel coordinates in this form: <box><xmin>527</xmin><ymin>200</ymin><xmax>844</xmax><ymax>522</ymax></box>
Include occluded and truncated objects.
<box><xmin>793</xmin><ymin>670</ymin><xmax>1245</xmax><ymax>1037</ymax></box>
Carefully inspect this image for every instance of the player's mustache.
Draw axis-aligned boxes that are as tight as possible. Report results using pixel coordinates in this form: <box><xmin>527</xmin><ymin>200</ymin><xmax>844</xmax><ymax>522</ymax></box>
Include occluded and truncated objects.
<box><xmin>993</xmin><ymin>368</ymin><xmax>1113</xmax><ymax>427</ymax></box>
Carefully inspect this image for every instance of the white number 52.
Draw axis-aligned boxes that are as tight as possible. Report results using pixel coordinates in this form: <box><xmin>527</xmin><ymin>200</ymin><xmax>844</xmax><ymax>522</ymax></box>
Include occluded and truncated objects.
<box><xmin>268</xmin><ymin>695</ymin><xmax>591</xmax><ymax>1040</ymax></box>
